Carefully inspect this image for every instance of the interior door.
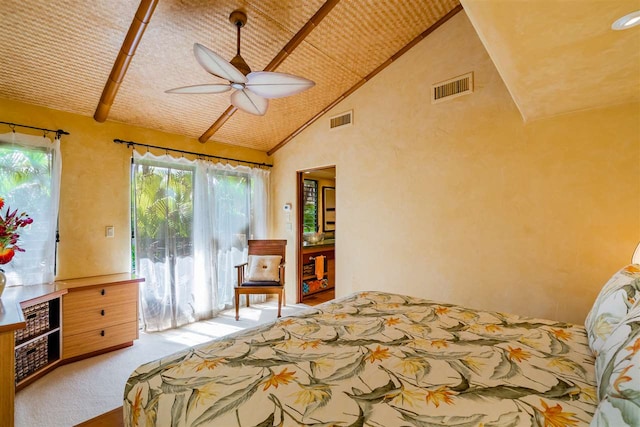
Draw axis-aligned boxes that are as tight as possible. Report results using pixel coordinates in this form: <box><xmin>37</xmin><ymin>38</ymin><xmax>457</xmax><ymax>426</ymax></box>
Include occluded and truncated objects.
<box><xmin>296</xmin><ymin>166</ymin><xmax>336</xmax><ymax>305</ymax></box>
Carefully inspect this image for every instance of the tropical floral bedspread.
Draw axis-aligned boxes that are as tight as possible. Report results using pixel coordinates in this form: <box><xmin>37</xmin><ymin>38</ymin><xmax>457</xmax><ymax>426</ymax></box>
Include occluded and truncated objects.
<box><xmin>124</xmin><ymin>291</ymin><xmax>597</xmax><ymax>426</ymax></box>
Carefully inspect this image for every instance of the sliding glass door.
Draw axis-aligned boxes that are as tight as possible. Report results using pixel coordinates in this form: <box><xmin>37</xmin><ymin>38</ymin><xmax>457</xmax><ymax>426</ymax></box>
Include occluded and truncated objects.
<box><xmin>132</xmin><ymin>159</ymin><xmax>195</xmax><ymax>331</ymax></box>
<box><xmin>132</xmin><ymin>152</ymin><xmax>269</xmax><ymax>331</ymax></box>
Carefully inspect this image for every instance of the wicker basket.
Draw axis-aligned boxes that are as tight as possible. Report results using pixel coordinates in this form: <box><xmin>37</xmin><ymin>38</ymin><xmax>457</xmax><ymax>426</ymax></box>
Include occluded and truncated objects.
<box><xmin>15</xmin><ymin>335</ymin><xmax>49</xmax><ymax>382</ymax></box>
<box><xmin>14</xmin><ymin>301</ymin><xmax>50</xmax><ymax>344</ymax></box>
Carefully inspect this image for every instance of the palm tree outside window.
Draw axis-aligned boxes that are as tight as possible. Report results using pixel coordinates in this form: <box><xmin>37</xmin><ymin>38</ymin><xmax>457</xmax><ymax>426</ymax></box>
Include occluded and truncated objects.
<box><xmin>0</xmin><ymin>132</ymin><xmax>61</xmax><ymax>286</ymax></box>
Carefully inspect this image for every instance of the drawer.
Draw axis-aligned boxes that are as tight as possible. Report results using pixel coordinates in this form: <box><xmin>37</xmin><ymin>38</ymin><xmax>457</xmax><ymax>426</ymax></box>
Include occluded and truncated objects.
<box><xmin>64</xmin><ymin>302</ymin><xmax>137</xmax><ymax>337</ymax></box>
<box><xmin>63</xmin><ymin>320</ymin><xmax>138</xmax><ymax>359</ymax></box>
<box><xmin>64</xmin><ymin>283</ymin><xmax>138</xmax><ymax>314</ymax></box>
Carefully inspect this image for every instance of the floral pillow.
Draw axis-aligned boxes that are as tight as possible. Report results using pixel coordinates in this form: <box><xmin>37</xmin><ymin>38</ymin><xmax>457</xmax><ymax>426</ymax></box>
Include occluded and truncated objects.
<box><xmin>591</xmin><ymin>303</ymin><xmax>640</xmax><ymax>426</ymax></box>
<box><xmin>585</xmin><ymin>264</ymin><xmax>640</xmax><ymax>355</ymax></box>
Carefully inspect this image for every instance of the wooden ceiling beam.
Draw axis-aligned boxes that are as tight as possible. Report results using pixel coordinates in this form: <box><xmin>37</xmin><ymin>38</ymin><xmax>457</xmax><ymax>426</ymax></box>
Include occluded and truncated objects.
<box><xmin>198</xmin><ymin>0</ymin><xmax>341</xmax><ymax>143</ymax></box>
<box><xmin>94</xmin><ymin>0</ymin><xmax>158</xmax><ymax>123</ymax></box>
<box><xmin>268</xmin><ymin>4</ymin><xmax>464</xmax><ymax>156</ymax></box>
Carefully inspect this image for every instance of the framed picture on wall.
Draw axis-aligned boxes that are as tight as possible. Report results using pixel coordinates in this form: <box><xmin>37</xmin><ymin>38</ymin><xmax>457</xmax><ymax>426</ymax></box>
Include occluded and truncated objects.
<box><xmin>323</xmin><ymin>186</ymin><xmax>335</xmax><ymax>232</ymax></box>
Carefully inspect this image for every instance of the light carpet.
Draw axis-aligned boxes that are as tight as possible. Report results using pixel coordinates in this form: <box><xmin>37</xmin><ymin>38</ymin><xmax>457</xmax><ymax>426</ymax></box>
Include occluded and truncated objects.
<box><xmin>15</xmin><ymin>301</ymin><xmax>309</xmax><ymax>427</ymax></box>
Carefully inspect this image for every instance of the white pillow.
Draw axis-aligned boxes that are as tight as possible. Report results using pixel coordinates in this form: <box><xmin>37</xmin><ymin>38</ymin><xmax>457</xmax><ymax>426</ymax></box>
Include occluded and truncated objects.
<box><xmin>592</xmin><ymin>303</ymin><xmax>640</xmax><ymax>425</ymax></box>
<box><xmin>246</xmin><ymin>255</ymin><xmax>282</xmax><ymax>282</ymax></box>
<box><xmin>584</xmin><ymin>265</ymin><xmax>640</xmax><ymax>355</ymax></box>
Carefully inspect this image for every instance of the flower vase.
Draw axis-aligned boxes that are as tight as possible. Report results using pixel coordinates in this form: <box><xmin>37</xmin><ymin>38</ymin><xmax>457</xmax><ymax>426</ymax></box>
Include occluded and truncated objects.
<box><xmin>0</xmin><ymin>269</ymin><xmax>5</xmax><ymax>298</ymax></box>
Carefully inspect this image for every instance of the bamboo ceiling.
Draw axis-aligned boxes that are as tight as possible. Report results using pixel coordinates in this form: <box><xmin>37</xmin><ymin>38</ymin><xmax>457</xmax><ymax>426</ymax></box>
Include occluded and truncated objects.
<box><xmin>0</xmin><ymin>0</ymin><xmax>460</xmax><ymax>153</ymax></box>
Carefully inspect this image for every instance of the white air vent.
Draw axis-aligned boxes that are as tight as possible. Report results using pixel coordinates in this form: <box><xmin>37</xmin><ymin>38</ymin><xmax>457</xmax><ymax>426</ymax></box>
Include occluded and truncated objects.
<box><xmin>329</xmin><ymin>110</ymin><xmax>353</xmax><ymax>129</ymax></box>
<box><xmin>431</xmin><ymin>72</ymin><xmax>474</xmax><ymax>104</ymax></box>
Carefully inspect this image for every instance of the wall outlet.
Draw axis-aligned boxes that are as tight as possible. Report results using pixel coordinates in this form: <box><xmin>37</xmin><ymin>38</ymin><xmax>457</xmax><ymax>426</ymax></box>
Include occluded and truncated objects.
<box><xmin>105</xmin><ymin>226</ymin><xmax>115</xmax><ymax>238</ymax></box>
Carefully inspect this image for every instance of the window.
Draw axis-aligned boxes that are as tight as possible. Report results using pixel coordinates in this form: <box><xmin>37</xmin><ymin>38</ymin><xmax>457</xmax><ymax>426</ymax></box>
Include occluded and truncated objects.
<box><xmin>0</xmin><ymin>133</ymin><xmax>61</xmax><ymax>286</ymax></box>
<box><xmin>303</xmin><ymin>179</ymin><xmax>318</xmax><ymax>233</ymax></box>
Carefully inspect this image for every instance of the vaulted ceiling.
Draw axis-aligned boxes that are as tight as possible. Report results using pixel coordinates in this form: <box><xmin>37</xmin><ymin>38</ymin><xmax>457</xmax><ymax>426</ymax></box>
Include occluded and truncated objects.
<box><xmin>0</xmin><ymin>1</ymin><xmax>638</xmax><ymax>154</ymax></box>
<box><xmin>0</xmin><ymin>0</ymin><xmax>460</xmax><ymax>153</ymax></box>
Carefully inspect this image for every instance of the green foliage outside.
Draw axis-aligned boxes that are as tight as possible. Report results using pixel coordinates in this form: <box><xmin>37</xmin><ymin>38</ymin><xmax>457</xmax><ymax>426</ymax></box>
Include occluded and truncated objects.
<box><xmin>0</xmin><ymin>144</ymin><xmax>51</xmax><ymax>214</ymax></box>
<box><xmin>303</xmin><ymin>179</ymin><xmax>317</xmax><ymax>233</ymax></box>
<box><xmin>303</xmin><ymin>203</ymin><xmax>317</xmax><ymax>233</ymax></box>
<box><xmin>132</xmin><ymin>163</ymin><xmax>194</xmax><ymax>265</ymax></box>
<box><xmin>131</xmin><ymin>162</ymin><xmax>251</xmax><ymax>270</ymax></box>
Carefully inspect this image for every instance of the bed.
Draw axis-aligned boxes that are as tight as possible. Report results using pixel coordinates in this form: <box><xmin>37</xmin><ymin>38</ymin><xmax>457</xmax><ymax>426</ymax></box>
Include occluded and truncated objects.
<box><xmin>124</xmin><ymin>265</ymin><xmax>640</xmax><ymax>426</ymax></box>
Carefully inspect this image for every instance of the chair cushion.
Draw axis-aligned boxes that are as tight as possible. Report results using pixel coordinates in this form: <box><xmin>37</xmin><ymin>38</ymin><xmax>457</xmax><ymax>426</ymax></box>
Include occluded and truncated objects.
<box><xmin>241</xmin><ymin>280</ymin><xmax>282</xmax><ymax>287</ymax></box>
<box><xmin>246</xmin><ymin>255</ymin><xmax>282</xmax><ymax>282</ymax></box>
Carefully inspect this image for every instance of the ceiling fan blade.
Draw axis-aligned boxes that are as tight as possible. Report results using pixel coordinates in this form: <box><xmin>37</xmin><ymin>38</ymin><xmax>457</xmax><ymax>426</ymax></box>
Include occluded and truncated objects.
<box><xmin>230</xmin><ymin>89</ymin><xmax>268</xmax><ymax>116</ymax></box>
<box><xmin>246</xmin><ymin>71</ymin><xmax>315</xmax><ymax>99</ymax></box>
<box><xmin>165</xmin><ymin>84</ymin><xmax>232</xmax><ymax>94</ymax></box>
<box><xmin>193</xmin><ymin>43</ymin><xmax>248</xmax><ymax>84</ymax></box>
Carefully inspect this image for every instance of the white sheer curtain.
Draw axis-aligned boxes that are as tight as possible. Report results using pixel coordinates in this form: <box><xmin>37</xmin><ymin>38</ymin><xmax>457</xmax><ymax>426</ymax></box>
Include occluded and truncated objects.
<box><xmin>203</xmin><ymin>162</ymin><xmax>270</xmax><ymax>309</ymax></box>
<box><xmin>132</xmin><ymin>151</ymin><xmax>269</xmax><ymax>331</ymax></box>
<box><xmin>132</xmin><ymin>152</ymin><xmax>197</xmax><ymax>331</ymax></box>
<box><xmin>0</xmin><ymin>132</ymin><xmax>61</xmax><ymax>286</ymax></box>
<box><xmin>250</xmin><ymin>167</ymin><xmax>269</xmax><ymax>239</ymax></box>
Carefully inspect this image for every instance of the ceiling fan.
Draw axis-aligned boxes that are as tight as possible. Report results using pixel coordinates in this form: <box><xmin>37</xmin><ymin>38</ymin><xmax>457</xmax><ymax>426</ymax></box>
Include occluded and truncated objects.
<box><xmin>166</xmin><ymin>10</ymin><xmax>315</xmax><ymax>116</ymax></box>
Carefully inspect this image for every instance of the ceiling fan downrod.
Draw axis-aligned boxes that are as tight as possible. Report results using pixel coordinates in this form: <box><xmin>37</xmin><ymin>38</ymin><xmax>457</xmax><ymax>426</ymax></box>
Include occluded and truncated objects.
<box><xmin>229</xmin><ymin>10</ymin><xmax>251</xmax><ymax>76</ymax></box>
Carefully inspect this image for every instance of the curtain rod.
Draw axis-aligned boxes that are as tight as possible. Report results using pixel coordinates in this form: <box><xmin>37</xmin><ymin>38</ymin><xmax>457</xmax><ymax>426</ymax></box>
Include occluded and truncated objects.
<box><xmin>113</xmin><ymin>139</ymin><xmax>273</xmax><ymax>168</ymax></box>
<box><xmin>0</xmin><ymin>121</ymin><xmax>70</xmax><ymax>138</ymax></box>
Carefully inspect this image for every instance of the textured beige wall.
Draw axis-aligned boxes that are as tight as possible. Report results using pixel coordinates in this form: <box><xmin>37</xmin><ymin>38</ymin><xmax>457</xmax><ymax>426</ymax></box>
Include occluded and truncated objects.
<box><xmin>0</xmin><ymin>98</ymin><xmax>269</xmax><ymax>280</ymax></box>
<box><xmin>271</xmin><ymin>12</ymin><xmax>640</xmax><ymax>324</ymax></box>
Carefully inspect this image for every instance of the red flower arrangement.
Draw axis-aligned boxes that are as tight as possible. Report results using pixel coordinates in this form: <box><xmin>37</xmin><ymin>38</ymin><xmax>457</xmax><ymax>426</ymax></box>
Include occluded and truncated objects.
<box><xmin>0</xmin><ymin>197</ymin><xmax>33</xmax><ymax>264</ymax></box>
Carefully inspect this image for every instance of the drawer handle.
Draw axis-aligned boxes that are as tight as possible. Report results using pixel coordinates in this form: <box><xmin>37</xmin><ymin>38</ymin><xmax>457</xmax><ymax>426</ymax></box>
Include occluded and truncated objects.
<box><xmin>101</xmin><ymin>289</ymin><xmax>105</xmax><ymax>296</ymax></box>
<box><xmin>101</xmin><ymin>309</ymin><xmax>105</xmax><ymax>316</ymax></box>
<box><xmin>100</xmin><ymin>330</ymin><xmax>105</xmax><ymax>337</ymax></box>
<box><xmin>26</xmin><ymin>313</ymin><xmax>37</xmax><ymax>320</ymax></box>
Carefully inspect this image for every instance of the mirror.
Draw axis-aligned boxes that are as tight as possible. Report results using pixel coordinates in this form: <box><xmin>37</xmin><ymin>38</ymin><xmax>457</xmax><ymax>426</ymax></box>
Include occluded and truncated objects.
<box><xmin>323</xmin><ymin>187</ymin><xmax>335</xmax><ymax>232</ymax></box>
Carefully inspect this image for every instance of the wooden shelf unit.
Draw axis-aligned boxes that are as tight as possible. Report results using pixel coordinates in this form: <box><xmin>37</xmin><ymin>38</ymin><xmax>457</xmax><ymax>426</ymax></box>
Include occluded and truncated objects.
<box><xmin>0</xmin><ymin>284</ymin><xmax>67</xmax><ymax>426</ymax></box>
<box><xmin>0</xmin><ymin>274</ymin><xmax>143</xmax><ymax>427</ymax></box>
<box><xmin>14</xmin><ymin>293</ymin><xmax>63</xmax><ymax>390</ymax></box>
<box><xmin>300</xmin><ymin>246</ymin><xmax>335</xmax><ymax>301</ymax></box>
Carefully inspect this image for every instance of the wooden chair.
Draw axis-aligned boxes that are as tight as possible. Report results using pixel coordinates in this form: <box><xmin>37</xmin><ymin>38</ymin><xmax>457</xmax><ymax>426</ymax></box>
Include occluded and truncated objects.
<box><xmin>234</xmin><ymin>239</ymin><xmax>287</xmax><ymax>320</ymax></box>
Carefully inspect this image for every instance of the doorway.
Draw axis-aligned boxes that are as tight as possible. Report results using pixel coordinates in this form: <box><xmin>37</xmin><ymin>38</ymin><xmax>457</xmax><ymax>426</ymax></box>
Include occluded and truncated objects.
<box><xmin>296</xmin><ymin>166</ymin><xmax>336</xmax><ymax>305</ymax></box>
